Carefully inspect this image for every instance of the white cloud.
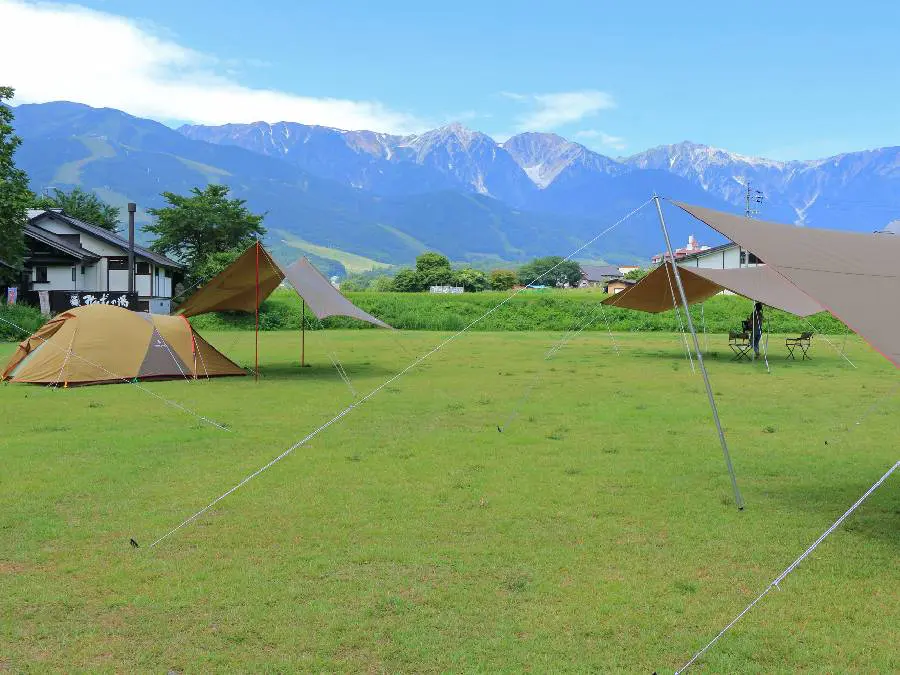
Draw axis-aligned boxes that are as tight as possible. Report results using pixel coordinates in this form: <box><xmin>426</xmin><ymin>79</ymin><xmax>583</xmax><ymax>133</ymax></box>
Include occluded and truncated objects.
<box><xmin>575</xmin><ymin>129</ymin><xmax>627</xmax><ymax>152</ymax></box>
<box><xmin>504</xmin><ymin>90</ymin><xmax>616</xmax><ymax>131</ymax></box>
<box><xmin>0</xmin><ymin>0</ymin><xmax>423</xmax><ymax>133</ymax></box>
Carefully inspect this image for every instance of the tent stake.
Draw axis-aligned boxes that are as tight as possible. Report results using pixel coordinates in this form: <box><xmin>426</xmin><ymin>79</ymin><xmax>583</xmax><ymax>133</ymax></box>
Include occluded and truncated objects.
<box><xmin>653</xmin><ymin>196</ymin><xmax>745</xmax><ymax>510</ymax></box>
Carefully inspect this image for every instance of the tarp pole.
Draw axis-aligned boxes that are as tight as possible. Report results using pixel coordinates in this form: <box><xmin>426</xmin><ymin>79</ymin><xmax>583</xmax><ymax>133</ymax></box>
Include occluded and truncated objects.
<box><xmin>255</xmin><ymin>240</ymin><xmax>260</xmax><ymax>382</ymax></box>
<box><xmin>654</xmin><ymin>196</ymin><xmax>745</xmax><ymax>510</ymax></box>
<box><xmin>301</xmin><ymin>298</ymin><xmax>306</xmax><ymax>367</ymax></box>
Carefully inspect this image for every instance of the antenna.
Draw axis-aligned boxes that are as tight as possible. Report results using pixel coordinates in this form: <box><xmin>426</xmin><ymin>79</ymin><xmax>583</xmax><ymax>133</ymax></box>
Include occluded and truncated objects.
<box><xmin>744</xmin><ymin>180</ymin><xmax>765</xmax><ymax>218</ymax></box>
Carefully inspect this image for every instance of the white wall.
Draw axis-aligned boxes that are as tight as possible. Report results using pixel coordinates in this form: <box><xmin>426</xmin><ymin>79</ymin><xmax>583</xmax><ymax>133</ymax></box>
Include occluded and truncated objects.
<box><xmin>108</xmin><ymin>269</ymin><xmax>129</xmax><ymax>292</ymax></box>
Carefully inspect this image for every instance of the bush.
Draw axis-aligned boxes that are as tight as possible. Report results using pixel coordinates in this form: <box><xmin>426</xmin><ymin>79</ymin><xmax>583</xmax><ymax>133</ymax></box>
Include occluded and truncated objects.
<box><xmin>0</xmin><ymin>303</ymin><xmax>45</xmax><ymax>342</ymax></box>
<box><xmin>489</xmin><ymin>269</ymin><xmax>518</xmax><ymax>291</ymax></box>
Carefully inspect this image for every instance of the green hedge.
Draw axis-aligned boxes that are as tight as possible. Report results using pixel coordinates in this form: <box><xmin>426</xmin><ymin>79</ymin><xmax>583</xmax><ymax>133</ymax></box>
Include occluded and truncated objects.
<box><xmin>0</xmin><ymin>303</ymin><xmax>45</xmax><ymax>342</ymax></box>
<box><xmin>189</xmin><ymin>288</ymin><xmax>850</xmax><ymax>335</ymax></box>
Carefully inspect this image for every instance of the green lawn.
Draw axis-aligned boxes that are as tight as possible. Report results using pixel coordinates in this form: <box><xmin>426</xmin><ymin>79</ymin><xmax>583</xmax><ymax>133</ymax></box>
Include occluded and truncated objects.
<box><xmin>0</xmin><ymin>330</ymin><xmax>897</xmax><ymax>672</ymax></box>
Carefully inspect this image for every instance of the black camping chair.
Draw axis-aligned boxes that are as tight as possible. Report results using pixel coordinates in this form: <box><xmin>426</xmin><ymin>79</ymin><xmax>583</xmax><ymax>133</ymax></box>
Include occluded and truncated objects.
<box><xmin>729</xmin><ymin>331</ymin><xmax>752</xmax><ymax>361</ymax></box>
<box><xmin>786</xmin><ymin>331</ymin><xmax>813</xmax><ymax>360</ymax></box>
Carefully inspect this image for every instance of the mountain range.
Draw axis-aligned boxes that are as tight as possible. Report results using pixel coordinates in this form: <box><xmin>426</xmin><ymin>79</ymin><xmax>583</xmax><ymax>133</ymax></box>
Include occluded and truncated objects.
<box><xmin>12</xmin><ymin>101</ymin><xmax>900</xmax><ymax>274</ymax></box>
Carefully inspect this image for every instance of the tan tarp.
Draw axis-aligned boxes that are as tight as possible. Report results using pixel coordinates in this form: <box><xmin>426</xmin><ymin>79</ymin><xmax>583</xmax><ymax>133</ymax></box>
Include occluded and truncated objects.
<box><xmin>602</xmin><ymin>262</ymin><xmax>722</xmax><ymax>312</ymax></box>
<box><xmin>178</xmin><ymin>242</ymin><xmax>390</xmax><ymax>328</ymax></box>
<box><xmin>1</xmin><ymin>304</ymin><xmax>245</xmax><ymax>385</ymax></box>
<box><xmin>603</xmin><ymin>262</ymin><xmax>824</xmax><ymax>317</ymax></box>
<box><xmin>673</xmin><ymin>202</ymin><xmax>900</xmax><ymax>367</ymax></box>
<box><xmin>177</xmin><ymin>244</ymin><xmax>284</xmax><ymax>317</ymax></box>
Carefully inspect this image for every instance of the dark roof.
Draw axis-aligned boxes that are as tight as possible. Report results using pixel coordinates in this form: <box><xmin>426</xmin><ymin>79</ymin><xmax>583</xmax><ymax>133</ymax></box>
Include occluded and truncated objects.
<box><xmin>25</xmin><ymin>223</ymin><xmax>101</xmax><ymax>262</ymax></box>
<box><xmin>27</xmin><ymin>209</ymin><xmax>183</xmax><ymax>269</ymax></box>
<box><xmin>671</xmin><ymin>240</ymin><xmax>737</xmax><ymax>261</ymax></box>
<box><xmin>581</xmin><ymin>264</ymin><xmax>620</xmax><ymax>280</ymax></box>
<box><xmin>607</xmin><ymin>277</ymin><xmax>636</xmax><ymax>286</ymax></box>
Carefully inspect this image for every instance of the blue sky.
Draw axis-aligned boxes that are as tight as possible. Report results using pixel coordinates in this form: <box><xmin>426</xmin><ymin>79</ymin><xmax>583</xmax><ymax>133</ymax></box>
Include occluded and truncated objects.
<box><xmin>2</xmin><ymin>0</ymin><xmax>898</xmax><ymax>159</ymax></box>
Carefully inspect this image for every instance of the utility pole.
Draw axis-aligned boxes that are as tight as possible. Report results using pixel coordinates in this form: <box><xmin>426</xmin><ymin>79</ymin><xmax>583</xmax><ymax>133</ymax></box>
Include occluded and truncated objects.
<box><xmin>744</xmin><ymin>181</ymin><xmax>764</xmax><ymax>218</ymax></box>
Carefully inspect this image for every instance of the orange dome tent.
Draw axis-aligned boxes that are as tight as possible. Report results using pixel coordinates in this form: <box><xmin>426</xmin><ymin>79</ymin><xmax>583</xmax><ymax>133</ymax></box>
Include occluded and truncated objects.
<box><xmin>2</xmin><ymin>304</ymin><xmax>246</xmax><ymax>386</ymax></box>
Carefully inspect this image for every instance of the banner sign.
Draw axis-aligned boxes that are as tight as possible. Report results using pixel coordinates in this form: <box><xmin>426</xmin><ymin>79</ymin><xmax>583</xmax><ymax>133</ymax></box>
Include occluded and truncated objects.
<box><xmin>22</xmin><ymin>290</ymin><xmax>140</xmax><ymax>313</ymax></box>
<box><xmin>67</xmin><ymin>291</ymin><xmax>135</xmax><ymax>309</ymax></box>
<box><xmin>38</xmin><ymin>290</ymin><xmax>50</xmax><ymax>315</ymax></box>
<box><xmin>6</xmin><ymin>286</ymin><xmax>17</xmax><ymax>305</ymax></box>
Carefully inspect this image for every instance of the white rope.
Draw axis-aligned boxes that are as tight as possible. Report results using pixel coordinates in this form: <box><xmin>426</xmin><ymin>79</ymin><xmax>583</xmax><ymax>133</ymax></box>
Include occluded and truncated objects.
<box><xmin>802</xmin><ymin>319</ymin><xmax>857</xmax><ymax>369</ymax></box>
<box><xmin>153</xmin><ymin>327</ymin><xmax>191</xmax><ymax>383</ymax></box>
<box><xmin>0</xmin><ymin>314</ymin><xmax>229</xmax><ymax>431</ymax></box>
<box><xmin>675</xmin><ymin>459</ymin><xmax>899</xmax><ymax>674</ymax></box>
<box><xmin>145</xmin><ymin>199</ymin><xmax>654</xmax><ymax>548</ymax></box>
<box><xmin>52</xmin><ymin>327</ymin><xmax>77</xmax><ymax>388</ymax></box>
<box><xmin>662</xmin><ymin>261</ymin><xmax>695</xmax><ymax>372</ymax></box>
<box><xmin>597</xmin><ymin>298</ymin><xmax>620</xmax><ymax>356</ymax></box>
<box><xmin>498</xmin><ymin>298</ymin><xmax>615</xmax><ymax>432</ymax></box>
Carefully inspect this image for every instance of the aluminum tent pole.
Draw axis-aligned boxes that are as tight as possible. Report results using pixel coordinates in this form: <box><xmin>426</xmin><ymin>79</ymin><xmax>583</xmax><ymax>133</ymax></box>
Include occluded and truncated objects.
<box><xmin>653</xmin><ymin>196</ymin><xmax>744</xmax><ymax>510</ymax></box>
<box><xmin>255</xmin><ymin>240</ymin><xmax>260</xmax><ymax>382</ymax></box>
<box><xmin>301</xmin><ymin>298</ymin><xmax>306</xmax><ymax>367</ymax></box>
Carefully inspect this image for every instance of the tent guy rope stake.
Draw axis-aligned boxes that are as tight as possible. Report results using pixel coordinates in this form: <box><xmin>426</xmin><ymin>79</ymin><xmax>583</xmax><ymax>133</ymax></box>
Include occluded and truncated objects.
<box><xmin>654</xmin><ymin>196</ymin><xmax>744</xmax><ymax>509</ymax></box>
<box><xmin>674</xmin><ymin>460</ymin><xmax>899</xmax><ymax>674</ymax></box>
<box><xmin>144</xmin><ymin>199</ymin><xmax>654</xmax><ymax>548</ymax></box>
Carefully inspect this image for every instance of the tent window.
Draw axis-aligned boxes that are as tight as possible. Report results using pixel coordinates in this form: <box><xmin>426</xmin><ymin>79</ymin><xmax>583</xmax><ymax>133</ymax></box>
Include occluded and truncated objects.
<box><xmin>35</xmin><ymin>266</ymin><xmax>48</xmax><ymax>283</ymax></box>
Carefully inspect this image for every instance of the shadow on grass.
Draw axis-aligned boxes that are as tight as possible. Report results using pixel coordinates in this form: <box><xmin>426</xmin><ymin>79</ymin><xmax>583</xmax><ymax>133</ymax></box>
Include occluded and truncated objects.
<box><xmin>249</xmin><ymin>360</ymin><xmax>397</xmax><ymax>382</ymax></box>
<box><xmin>763</xmin><ymin>475</ymin><xmax>900</xmax><ymax>546</ymax></box>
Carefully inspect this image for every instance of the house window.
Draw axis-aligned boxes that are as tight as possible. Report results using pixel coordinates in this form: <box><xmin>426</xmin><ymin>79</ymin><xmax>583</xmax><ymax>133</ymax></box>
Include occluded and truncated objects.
<box><xmin>108</xmin><ymin>257</ymin><xmax>129</xmax><ymax>270</ymax></box>
<box><xmin>35</xmin><ymin>266</ymin><xmax>48</xmax><ymax>283</ymax></box>
<box><xmin>741</xmin><ymin>250</ymin><xmax>762</xmax><ymax>265</ymax></box>
<box><xmin>135</xmin><ymin>261</ymin><xmax>151</xmax><ymax>275</ymax></box>
<box><xmin>164</xmin><ymin>269</ymin><xmax>171</xmax><ymax>278</ymax></box>
<box><xmin>71</xmin><ymin>267</ymin><xmax>76</xmax><ymax>282</ymax></box>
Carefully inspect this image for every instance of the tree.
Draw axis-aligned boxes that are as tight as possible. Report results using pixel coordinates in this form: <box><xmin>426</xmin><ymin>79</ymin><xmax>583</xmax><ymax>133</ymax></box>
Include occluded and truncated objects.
<box><xmin>0</xmin><ymin>87</ymin><xmax>32</xmax><ymax>284</ymax></box>
<box><xmin>391</xmin><ymin>268</ymin><xmax>422</xmax><ymax>292</ymax></box>
<box><xmin>452</xmin><ymin>267</ymin><xmax>488</xmax><ymax>292</ymax></box>
<box><xmin>415</xmin><ymin>251</ymin><xmax>452</xmax><ymax>288</ymax></box>
<box><xmin>369</xmin><ymin>275</ymin><xmax>396</xmax><ymax>292</ymax></box>
<box><xmin>32</xmin><ymin>187</ymin><xmax>121</xmax><ymax>232</ymax></box>
<box><xmin>625</xmin><ymin>267</ymin><xmax>649</xmax><ymax>281</ymax></box>
<box><xmin>517</xmin><ymin>256</ymin><xmax>582</xmax><ymax>288</ymax></box>
<box><xmin>145</xmin><ymin>185</ymin><xmax>265</xmax><ymax>284</ymax></box>
<box><xmin>193</xmin><ymin>248</ymin><xmax>245</xmax><ymax>285</ymax></box>
<box><xmin>489</xmin><ymin>269</ymin><xmax>518</xmax><ymax>291</ymax></box>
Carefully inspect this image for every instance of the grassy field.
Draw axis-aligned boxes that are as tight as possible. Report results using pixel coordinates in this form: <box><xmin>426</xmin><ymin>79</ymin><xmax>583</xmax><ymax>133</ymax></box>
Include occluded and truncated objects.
<box><xmin>0</xmin><ymin>329</ymin><xmax>897</xmax><ymax>672</ymax></box>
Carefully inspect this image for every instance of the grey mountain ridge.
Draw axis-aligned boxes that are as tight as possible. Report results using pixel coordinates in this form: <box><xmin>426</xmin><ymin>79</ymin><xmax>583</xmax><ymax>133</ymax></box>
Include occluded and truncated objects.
<box><xmin>11</xmin><ymin>101</ymin><xmax>899</xmax><ymax>270</ymax></box>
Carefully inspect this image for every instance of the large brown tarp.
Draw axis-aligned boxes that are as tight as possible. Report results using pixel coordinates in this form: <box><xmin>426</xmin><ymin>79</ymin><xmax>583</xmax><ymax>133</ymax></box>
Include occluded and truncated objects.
<box><xmin>2</xmin><ymin>304</ymin><xmax>245</xmax><ymax>385</ymax></box>
<box><xmin>178</xmin><ymin>242</ymin><xmax>390</xmax><ymax>328</ymax></box>
<box><xmin>673</xmin><ymin>202</ymin><xmax>900</xmax><ymax>367</ymax></box>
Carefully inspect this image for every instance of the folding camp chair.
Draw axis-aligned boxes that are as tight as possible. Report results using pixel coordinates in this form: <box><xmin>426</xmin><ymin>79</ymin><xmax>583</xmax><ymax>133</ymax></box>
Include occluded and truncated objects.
<box><xmin>729</xmin><ymin>331</ymin><xmax>752</xmax><ymax>361</ymax></box>
<box><xmin>786</xmin><ymin>331</ymin><xmax>813</xmax><ymax>360</ymax></box>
